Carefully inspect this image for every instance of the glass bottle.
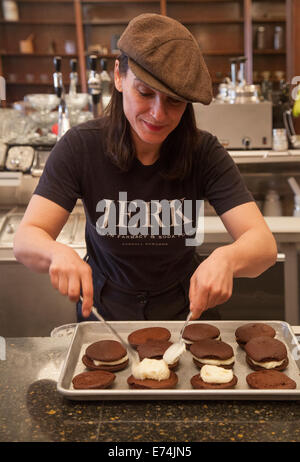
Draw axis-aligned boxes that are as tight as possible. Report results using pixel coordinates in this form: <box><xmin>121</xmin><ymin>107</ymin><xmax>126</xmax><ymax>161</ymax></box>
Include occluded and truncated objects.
<box><xmin>274</xmin><ymin>26</ymin><xmax>283</xmax><ymax>50</ymax></box>
<box><xmin>256</xmin><ymin>26</ymin><xmax>266</xmax><ymax>50</ymax></box>
<box><xmin>272</xmin><ymin>128</ymin><xmax>288</xmax><ymax>151</ymax></box>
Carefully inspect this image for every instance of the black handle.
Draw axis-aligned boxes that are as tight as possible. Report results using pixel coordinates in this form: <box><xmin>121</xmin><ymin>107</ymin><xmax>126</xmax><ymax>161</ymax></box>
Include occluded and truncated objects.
<box><xmin>53</xmin><ymin>56</ymin><xmax>62</xmax><ymax>72</ymax></box>
<box><xmin>70</xmin><ymin>58</ymin><xmax>77</xmax><ymax>72</ymax></box>
<box><xmin>89</xmin><ymin>55</ymin><xmax>97</xmax><ymax>71</ymax></box>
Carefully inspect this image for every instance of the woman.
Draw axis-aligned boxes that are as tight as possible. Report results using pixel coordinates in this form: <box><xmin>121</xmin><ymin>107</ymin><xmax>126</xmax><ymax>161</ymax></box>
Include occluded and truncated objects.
<box><xmin>13</xmin><ymin>14</ymin><xmax>277</xmax><ymax>321</ymax></box>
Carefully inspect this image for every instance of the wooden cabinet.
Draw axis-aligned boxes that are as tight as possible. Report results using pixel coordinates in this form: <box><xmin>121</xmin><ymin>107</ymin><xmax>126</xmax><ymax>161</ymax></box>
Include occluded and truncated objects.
<box><xmin>0</xmin><ymin>0</ymin><xmax>79</xmax><ymax>102</ymax></box>
<box><xmin>0</xmin><ymin>0</ymin><xmax>299</xmax><ymax>110</ymax></box>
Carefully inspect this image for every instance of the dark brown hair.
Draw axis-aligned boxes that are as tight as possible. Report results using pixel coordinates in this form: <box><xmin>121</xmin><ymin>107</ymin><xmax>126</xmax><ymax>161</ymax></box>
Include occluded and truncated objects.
<box><xmin>103</xmin><ymin>53</ymin><xmax>199</xmax><ymax>181</ymax></box>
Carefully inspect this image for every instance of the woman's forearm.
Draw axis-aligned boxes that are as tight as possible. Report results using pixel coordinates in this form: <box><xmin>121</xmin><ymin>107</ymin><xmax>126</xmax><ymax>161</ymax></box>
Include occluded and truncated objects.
<box><xmin>212</xmin><ymin>227</ymin><xmax>277</xmax><ymax>278</ymax></box>
<box><xmin>13</xmin><ymin>225</ymin><xmax>62</xmax><ymax>273</ymax></box>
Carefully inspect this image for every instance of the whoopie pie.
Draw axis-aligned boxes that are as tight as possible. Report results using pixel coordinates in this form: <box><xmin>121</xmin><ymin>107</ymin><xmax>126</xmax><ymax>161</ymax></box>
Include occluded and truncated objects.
<box><xmin>235</xmin><ymin>323</ymin><xmax>276</xmax><ymax>349</ymax></box>
<box><xmin>82</xmin><ymin>339</ymin><xmax>129</xmax><ymax>372</ymax></box>
<box><xmin>190</xmin><ymin>339</ymin><xmax>235</xmax><ymax>369</ymax></box>
<box><xmin>128</xmin><ymin>327</ymin><xmax>171</xmax><ymax>349</ymax></box>
<box><xmin>182</xmin><ymin>323</ymin><xmax>221</xmax><ymax>350</ymax></box>
<box><xmin>244</xmin><ymin>336</ymin><xmax>288</xmax><ymax>371</ymax></box>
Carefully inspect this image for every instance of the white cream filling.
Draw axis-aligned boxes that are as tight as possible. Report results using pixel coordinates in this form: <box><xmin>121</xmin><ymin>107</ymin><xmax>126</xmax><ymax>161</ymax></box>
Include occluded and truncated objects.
<box><xmin>200</xmin><ymin>365</ymin><xmax>233</xmax><ymax>384</ymax></box>
<box><xmin>192</xmin><ymin>354</ymin><xmax>234</xmax><ymax>366</ymax></box>
<box><xmin>93</xmin><ymin>354</ymin><xmax>128</xmax><ymax>366</ymax></box>
<box><xmin>183</xmin><ymin>334</ymin><xmax>221</xmax><ymax>345</ymax></box>
<box><xmin>132</xmin><ymin>358</ymin><xmax>170</xmax><ymax>381</ymax></box>
<box><xmin>250</xmin><ymin>358</ymin><xmax>285</xmax><ymax>369</ymax></box>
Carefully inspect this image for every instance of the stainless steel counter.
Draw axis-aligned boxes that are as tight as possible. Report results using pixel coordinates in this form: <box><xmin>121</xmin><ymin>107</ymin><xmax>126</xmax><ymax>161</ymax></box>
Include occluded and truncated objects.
<box><xmin>201</xmin><ymin>216</ymin><xmax>300</xmax><ymax>325</ymax></box>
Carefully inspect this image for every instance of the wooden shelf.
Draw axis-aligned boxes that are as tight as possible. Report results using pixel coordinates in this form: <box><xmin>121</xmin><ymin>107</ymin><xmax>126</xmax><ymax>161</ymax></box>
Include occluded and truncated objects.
<box><xmin>252</xmin><ymin>17</ymin><xmax>286</xmax><ymax>23</ymax></box>
<box><xmin>253</xmin><ymin>49</ymin><xmax>286</xmax><ymax>54</ymax></box>
<box><xmin>0</xmin><ymin>52</ymin><xmax>78</xmax><ymax>58</ymax></box>
<box><xmin>83</xmin><ymin>17</ymin><xmax>244</xmax><ymax>25</ymax></box>
<box><xmin>0</xmin><ymin>20</ymin><xmax>75</xmax><ymax>25</ymax></box>
<box><xmin>6</xmin><ymin>81</ymin><xmax>63</xmax><ymax>86</ymax></box>
<box><xmin>0</xmin><ymin>0</ymin><xmax>294</xmax><ymax>105</ymax></box>
<box><xmin>81</xmin><ymin>0</ymin><xmax>160</xmax><ymax>2</ymax></box>
<box><xmin>203</xmin><ymin>50</ymin><xmax>244</xmax><ymax>55</ymax></box>
<box><xmin>16</xmin><ymin>0</ymin><xmax>74</xmax><ymax>2</ymax></box>
<box><xmin>167</xmin><ymin>0</ymin><xmax>243</xmax><ymax>2</ymax></box>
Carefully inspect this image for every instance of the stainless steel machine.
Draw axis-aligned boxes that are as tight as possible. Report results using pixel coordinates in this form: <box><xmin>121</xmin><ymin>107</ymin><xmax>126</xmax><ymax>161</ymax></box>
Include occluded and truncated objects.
<box><xmin>193</xmin><ymin>100</ymin><xmax>273</xmax><ymax>149</ymax></box>
<box><xmin>193</xmin><ymin>56</ymin><xmax>273</xmax><ymax>150</ymax></box>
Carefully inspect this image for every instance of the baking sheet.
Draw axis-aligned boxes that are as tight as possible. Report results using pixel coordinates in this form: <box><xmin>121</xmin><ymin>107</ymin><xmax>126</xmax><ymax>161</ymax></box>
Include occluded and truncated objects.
<box><xmin>57</xmin><ymin>320</ymin><xmax>300</xmax><ymax>400</ymax></box>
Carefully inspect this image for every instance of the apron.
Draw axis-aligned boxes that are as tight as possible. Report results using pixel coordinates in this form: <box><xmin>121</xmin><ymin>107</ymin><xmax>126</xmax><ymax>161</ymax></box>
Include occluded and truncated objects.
<box><xmin>76</xmin><ymin>253</ymin><xmax>220</xmax><ymax>322</ymax></box>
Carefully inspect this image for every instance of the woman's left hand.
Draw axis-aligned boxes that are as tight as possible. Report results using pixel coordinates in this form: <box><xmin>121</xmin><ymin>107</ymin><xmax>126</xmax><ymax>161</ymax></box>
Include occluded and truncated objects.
<box><xmin>188</xmin><ymin>248</ymin><xmax>233</xmax><ymax>319</ymax></box>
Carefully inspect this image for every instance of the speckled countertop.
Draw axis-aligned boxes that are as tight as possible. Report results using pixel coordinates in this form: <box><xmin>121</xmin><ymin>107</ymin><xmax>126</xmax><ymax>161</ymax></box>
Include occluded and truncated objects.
<box><xmin>1</xmin><ymin>337</ymin><xmax>300</xmax><ymax>443</ymax></box>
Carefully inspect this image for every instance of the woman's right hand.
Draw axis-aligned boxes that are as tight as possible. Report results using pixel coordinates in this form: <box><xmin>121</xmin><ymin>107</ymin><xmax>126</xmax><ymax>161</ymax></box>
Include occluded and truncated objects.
<box><xmin>49</xmin><ymin>243</ymin><xmax>94</xmax><ymax>317</ymax></box>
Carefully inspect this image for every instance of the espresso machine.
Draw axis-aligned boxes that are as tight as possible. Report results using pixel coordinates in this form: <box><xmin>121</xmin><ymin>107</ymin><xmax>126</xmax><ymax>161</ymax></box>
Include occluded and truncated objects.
<box><xmin>193</xmin><ymin>57</ymin><xmax>273</xmax><ymax>150</ymax></box>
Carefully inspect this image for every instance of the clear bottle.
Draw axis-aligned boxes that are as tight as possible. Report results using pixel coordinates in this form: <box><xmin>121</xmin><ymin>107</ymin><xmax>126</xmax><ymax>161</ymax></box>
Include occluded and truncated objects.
<box><xmin>263</xmin><ymin>190</ymin><xmax>282</xmax><ymax>216</ymax></box>
<box><xmin>272</xmin><ymin>128</ymin><xmax>288</xmax><ymax>151</ymax></box>
<box><xmin>274</xmin><ymin>26</ymin><xmax>283</xmax><ymax>50</ymax></box>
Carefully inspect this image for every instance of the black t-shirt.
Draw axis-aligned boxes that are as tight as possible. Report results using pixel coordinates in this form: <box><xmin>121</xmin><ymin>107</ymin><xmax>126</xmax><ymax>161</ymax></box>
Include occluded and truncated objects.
<box><xmin>34</xmin><ymin>118</ymin><xmax>253</xmax><ymax>291</ymax></box>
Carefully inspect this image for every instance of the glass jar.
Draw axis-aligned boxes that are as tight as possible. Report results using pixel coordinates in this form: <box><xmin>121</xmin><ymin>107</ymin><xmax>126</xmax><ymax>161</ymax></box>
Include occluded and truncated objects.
<box><xmin>272</xmin><ymin>128</ymin><xmax>288</xmax><ymax>151</ymax></box>
<box><xmin>2</xmin><ymin>0</ymin><xmax>19</xmax><ymax>21</ymax></box>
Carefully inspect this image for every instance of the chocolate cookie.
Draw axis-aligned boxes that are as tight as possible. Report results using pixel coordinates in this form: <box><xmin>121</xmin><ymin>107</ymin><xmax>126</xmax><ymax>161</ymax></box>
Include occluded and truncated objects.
<box><xmin>127</xmin><ymin>371</ymin><xmax>178</xmax><ymax>389</ymax></box>
<box><xmin>82</xmin><ymin>340</ymin><xmax>129</xmax><ymax>372</ymax></box>
<box><xmin>235</xmin><ymin>323</ymin><xmax>276</xmax><ymax>349</ymax></box>
<box><xmin>190</xmin><ymin>373</ymin><xmax>238</xmax><ymax>389</ymax></box>
<box><xmin>128</xmin><ymin>327</ymin><xmax>171</xmax><ymax>349</ymax></box>
<box><xmin>244</xmin><ymin>336</ymin><xmax>288</xmax><ymax>371</ymax></box>
<box><xmin>182</xmin><ymin>323</ymin><xmax>220</xmax><ymax>349</ymax></box>
<box><xmin>137</xmin><ymin>340</ymin><xmax>178</xmax><ymax>370</ymax></box>
<box><xmin>72</xmin><ymin>370</ymin><xmax>116</xmax><ymax>389</ymax></box>
<box><xmin>246</xmin><ymin>370</ymin><xmax>296</xmax><ymax>389</ymax></box>
<box><xmin>190</xmin><ymin>339</ymin><xmax>235</xmax><ymax>369</ymax></box>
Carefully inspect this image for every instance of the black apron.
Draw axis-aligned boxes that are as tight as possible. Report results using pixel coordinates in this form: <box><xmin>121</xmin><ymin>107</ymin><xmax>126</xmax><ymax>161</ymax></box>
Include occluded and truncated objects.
<box><xmin>76</xmin><ymin>253</ymin><xmax>220</xmax><ymax>322</ymax></box>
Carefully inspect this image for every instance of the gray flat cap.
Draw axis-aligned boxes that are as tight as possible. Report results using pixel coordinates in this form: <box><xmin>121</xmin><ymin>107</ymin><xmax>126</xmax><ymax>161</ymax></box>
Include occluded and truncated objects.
<box><xmin>118</xmin><ymin>13</ymin><xmax>212</xmax><ymax>104</ymax></box>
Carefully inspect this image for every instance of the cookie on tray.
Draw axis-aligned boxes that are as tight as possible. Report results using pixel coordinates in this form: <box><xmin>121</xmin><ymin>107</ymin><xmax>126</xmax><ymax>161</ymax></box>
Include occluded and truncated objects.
<box><xmin>137</xmin><ymin>340</ymin><xmax>179</xmax><ymax>370</ymax></box>
<box><xmin>72</xmin><ymin>370</ymin><xmax>116</xmax><ymax>389</ymax></box>
<box><xmin>82</xmin><ymin>340</ymin><xmax>129</xmax><ymax>372</ymax></box>
<box><xmin>235</xmin><ymin>323</ymin><xmax>276</xmax><ymax>349</ymax></box>
<box><xmin>128</xmin><ymin>327</ymin><xmax>171</xmax><ymax>349</ymax></box>
<box><xmin>182</xmin><ymin>323</ymin><xmax>221</xmax><ymax>350</ymax></box>
<box><xmin>127</xmin><ymin>358</ymin><xmax>178</xmax><ymax>389</ymax></box>
<box><xmin>190</xmin><ymin>339</ymin><xmax>235</xmax><ymax>369</ymax></box>
<box><xmin>190</xmin><ymin>365</ymin><xmax>238</xmax><ymax>389</ymax></box>
<box><xmin>244</xmin><ymin>336</ymin><xmax>288</xmax><ymax>371</ymax></box>
<box><xmin>246</xmin><ymin>370</ymin><xmax>296</xmax><ymax>389</ymax></box>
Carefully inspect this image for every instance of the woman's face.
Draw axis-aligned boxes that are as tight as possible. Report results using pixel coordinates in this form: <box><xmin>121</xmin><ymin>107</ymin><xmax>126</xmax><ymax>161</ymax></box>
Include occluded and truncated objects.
<box><xmin>114</xmin><ymin>61</ymin><xmax>187</xmax><ymax>153</ymax></box>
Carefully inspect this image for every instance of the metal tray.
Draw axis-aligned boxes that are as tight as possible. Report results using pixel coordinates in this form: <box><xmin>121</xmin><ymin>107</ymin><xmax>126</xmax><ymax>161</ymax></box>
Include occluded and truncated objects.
<box><xmin>57</xmin><ymin>320</ymin><xmax>300</xmax><ymax>400</ymax></box>
<box><xmin>0</xmin><ymin>212</ymin><xmax>77</xmax><ymax>247</ymax></box>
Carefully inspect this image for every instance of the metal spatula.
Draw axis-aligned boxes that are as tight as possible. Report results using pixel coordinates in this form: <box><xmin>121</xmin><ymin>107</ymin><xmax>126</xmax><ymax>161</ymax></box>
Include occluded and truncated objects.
<box><xmin>80</xmin><ymin>297</ymin><xmax>139</xmax><ymax>365</ymax></box>
<box><xmin>163</xmin><ymin>311</ymin><xmax>192</xmax><ymax>365</ymax></box>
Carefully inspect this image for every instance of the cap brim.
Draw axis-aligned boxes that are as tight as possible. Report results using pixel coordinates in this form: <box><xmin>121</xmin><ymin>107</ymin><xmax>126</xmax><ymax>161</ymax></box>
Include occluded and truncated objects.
<box><xmin>128</xmin><ymin>57</ymin><xmax>190</xmax><ymax>103</ymax></box>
